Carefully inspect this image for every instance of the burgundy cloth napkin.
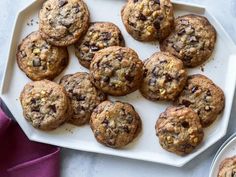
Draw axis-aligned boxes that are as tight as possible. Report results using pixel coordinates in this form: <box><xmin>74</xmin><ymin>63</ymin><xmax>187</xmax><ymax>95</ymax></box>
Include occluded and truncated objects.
<box><xmin>0</xmin><ymin>100</ymin><xmax>60</xmax><ymax>177</ymax></box>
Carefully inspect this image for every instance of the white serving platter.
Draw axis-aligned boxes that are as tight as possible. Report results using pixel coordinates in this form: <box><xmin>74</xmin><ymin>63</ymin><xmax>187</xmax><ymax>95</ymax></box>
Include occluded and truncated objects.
<box><xmin>209</xmin><ymin>133</ymin><xmax>236</xmax><ymax>177</ymax></box>
<box><xmin>1</xmin><ymin>0</ymin><xmax>236</xmax><ymax>167</ymax></box>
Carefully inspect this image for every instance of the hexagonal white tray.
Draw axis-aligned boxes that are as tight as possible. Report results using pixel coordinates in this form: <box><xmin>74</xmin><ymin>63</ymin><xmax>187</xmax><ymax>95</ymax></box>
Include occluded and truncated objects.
<box><xmin>1</xmin><ymin>0</ymin><xmax>236</xmax><ymax>167</ymax></box>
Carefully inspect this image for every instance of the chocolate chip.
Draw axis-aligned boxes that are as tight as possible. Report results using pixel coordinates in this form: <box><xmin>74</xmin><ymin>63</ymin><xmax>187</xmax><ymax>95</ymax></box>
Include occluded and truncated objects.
<box><xmin>143</xmin><ymin>69</ymin><xmax>148</xmax><ymax>77</ymax></box>
<box><xmin>152</xmin><ymin>67</ymin><xmax>159</xmax><ymax>77</ymax></box>
<box><xmin>116</xmin><ymin>54</ymin><xmax>123</xmax><ymax>61</ymax></box>
<box><xmin>183</xmin><ymin>55</ymin><xmax>192</xmax><ymax>63</ymax></box>
<box><xmin>32</xmin><ymin>106</ymin><xmax>40</xmax><ymax>112</ymax></box>
<box><xmin>189</xmin><ymin>36</ymin><xmax>198</xmax><ymax>43</ymax></box>
<box><xmin>125</xmin><ymin>75</ymin><xmax>134</xmax><ymax>82</ymax></box>
<box><xmin>133</xmin><ymin>0</ymin><xmax>139</xmax><ymax>3</ymax></box>
<box><xmin>149</xmin><ymin>78</ymin><xmax>156</xmax><ymax>85</ymax></box>
<box><xmin>160</xmin><ymin>60</ymin><xmax>168</xmax><ymax>64</ymax></box>
<box><xmin>90</xmin><ymin>45</ymin><xmax>99</xmax><ymax>52</ymax></box>
<box><xmin>123</xmin><ymin>126</ymin><xmax>130</xmax><ymax>133</ymax></box>
<box><xmin>58</xmin><ymin>0</ymin><xmax>68</xmax><ymax>7</ymax></box>
<box><xmin>138</xmin><ymin>14</ymin><xmax>147</xmax><ymax>21</ymax></box>
<box><xmin>191</xmin><ymin>86</ymin><xmax>198</xmax><ymax>93</ymax></box>
<box><xmin>178</xmin><ymin>28</ymin><xmax>185</xmax><ymax>35</ymax></box>
<box><xmin>206</xmin><ymin>90</ymin><xmax>212</xmax><ymax>96</ymax></box>
<box><xmin>158</xmin><ymin>15</ymin><xmax>164</xmax><ymax>21</ymax></box>
<box><xmin>164</xmin><ymin>74</ymin><xmax>172</xmax><ymax>82</ymax></box>
<box><xmin>128</xmin><ymin>21</ymin><xmax>136</xmax><ymax>27</ymax></box>
<box><xmin>153</xmin><ymin>19</ymin><xmax>161</xmax><ymax>30</ymax></box>
<box><xmin>31</xmin><ymin>99</ymin><xmax>36</xmax><ymax>104</ymax></box>
<box><xmin>173</xmin><ymin>42</ymin><xmax>184</xmax><ymax>52</ymax></box>
<box><xmin>102</xmin><ymin>119</ymin><xmax>109</xmax><ymax>125</ymax></box>
<box><xmin>61</xmin><ymin>20</ymin><xmax>73</xmax><ymax>28</ymax></box>
<box><xmin>32</xmin><ymin>58</ymin><xmax>41</xmax><ymax>67</ymax></box>
<box><xmin>49</xmin><ymin>105</ymin><xmax>57</xmax><ymax>113</ymax></box>
<box><xmin>20</xmin><ymin>51</ymin><xmax>26</xmax><ymax>58</ymax></box>
<box><xmin>181</xmin><ymin>121</ymin><xmax>189</xmax><ymax>128</ymax></box>
<box><xmin>73</xmin><ymin>94</ymin><xmax>86</xmax><ymax>101</ymax></box>
<box><xmin>103</xmin><ymin>76</ymin><xmax>110</xmax><ymax>83</ymax></box>
<box><xmin>74</xmin><ymin>5</ymin><xmax>80</xmax><ymax>13</ymax></box>
<box><xmin>126</xmin><ymin>116</ymin><xmax>133</xmax><ymax>123</ymax></box>
<box><xmin>101</xmin><ymin>32</ymin><xmax>112</xmax><ymax>41</ymax></box>
<box><xmin>181</xmin><ymin>99</ymin><xmax>192</xmax><ymax>107</ymax></box>
<box><xmin>153</xmin><ymin>0</ymin><xmax>160</xmax><ymax>5</ymax></box>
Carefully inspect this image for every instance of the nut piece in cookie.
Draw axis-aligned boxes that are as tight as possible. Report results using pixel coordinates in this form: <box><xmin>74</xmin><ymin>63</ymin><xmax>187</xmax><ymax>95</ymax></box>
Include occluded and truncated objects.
<box><xmin>156</xmin><ymin>106</ymin><xmax>204</xmax><ymax>155</ymax></box>
<box><xmin>39</xmin><ymin>0</ymin><xmax>90</xmax><ymax>46</ymax></box>
<box><xmin>60</xmin><ymin>72</ymin><xmax>107</xmax><ymax>126</ymax></box>
<box><xmin>20</xmin><ymin>80</ymin><xmax>71</xmax><ymax>130</ymax></box>
<box><xmin>75</xmin><ymin>22</ymin><xmax>125</xmax><ymax>68</ymax></box>
<box><xmin>90</xmin><ymin>46</ymin><xmax>144</xmax><ymax>96</ymax></box>
<box><xmin>218</xmin><ymin>156</ymin><xmax>236</xmax><ymax>177</ymax></box>
<box><xmin>17</xmin><ymin>31</ymin><xmax>69</xmax><ymax>81</ymax></box>
<box><xmin>90</xmin><ymin>101</ymin><xmax>142</xmax><ymax>148</ymax></box>
<box><xmin>140</xmin><ymin>52</ymin><xmax>187</xmax><ymax>101</ymax></box>
<box><xmin>121</xmin><ymin>0</ymin><xmax>174</xmax><ymax>41</ymax></box>
<box><xmin>176</xmin><ymin>74</ymin><xmax>225</xmax><ymax>127</ymax></box>
<box><xmin>160</xmin><ymin>14</ymin><xmax>217</xmax><ymax>67</ymax></box>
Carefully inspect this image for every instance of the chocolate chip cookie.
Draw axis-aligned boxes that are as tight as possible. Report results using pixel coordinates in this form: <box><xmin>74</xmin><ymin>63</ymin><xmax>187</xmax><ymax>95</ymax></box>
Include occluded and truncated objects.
<box><xmin>17</xmin><ymin>31</ymin><xmax>69</xmax><ymax>81</ymax></box>
<box><xmin>140</xmin><ymin>52</ymin><xmax>187</xmax><ymax>101</ymax></box>
<box><xmin>39</xmin><ymin>0</ymin><xmax>90</xmax><ymax>46</ymax></box>
<box><xmin>90</xmin><ymin>46</ymin><xmax>143</xmax><ymax>96</ymax></box>
<box><xmin>20</xmin><ymin>80</ymin><xmax>71</xmax><ymax>130</ymax></box>
<box><xmin>156</xmin><ymin>106</ymin><xmax>204</xmax><ymax>155</ymax></box>
<box><xmin>176</xmin><ymin>74</ymin><xmax>225</xmax><ymax>127</ymax></box>
<box><xmin>121</xmin><ymin>0</ymin><xmax>174</xmax><ymax>41</ymax></box>
<box><xmin>160</xmin><ymin>14</ymin><xmax>217</xmax><ymax>67</ymax></box>
<box><xmin>60</xmin><ymin>72</ymin><xmax>107</xmax><ymax>126</ymax></box>
<box><xmin>90</xmin><ymin>101</ymin><xmax>142</xmax><ymax>148</ymax></box>
<box><xmin>74</xmin><ymin>22</ymin><xmax>125</xmax><ymax>68</ymax></box>
<box><xmin>218</xmin><ymin>156</ymin><xmax>236</xmax><ymax>177</ymax></box>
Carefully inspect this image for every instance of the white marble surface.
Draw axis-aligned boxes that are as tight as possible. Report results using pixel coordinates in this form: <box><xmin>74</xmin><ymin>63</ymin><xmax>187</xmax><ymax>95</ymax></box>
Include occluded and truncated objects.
<box><xmin>0</xmin><ymin>0</ymin><xmax>236</xmax><ymax>176</ymax></box>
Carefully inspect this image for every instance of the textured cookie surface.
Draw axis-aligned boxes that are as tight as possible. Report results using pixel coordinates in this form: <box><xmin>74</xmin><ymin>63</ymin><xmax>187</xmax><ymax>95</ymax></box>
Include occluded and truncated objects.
<box><xmin>121</xmin><ymin>0</ymin><xmax>174</xmax><ymax>41</ymax></box>
<box><xmin>75</xmin><ymin>22</ymin><xmax>125</xmax><ymax>68</ymax></box>
<box><xmin>90</xmin><ymin>46</ymin><xmax>143</xmax><ymax>96</ymax></box>
<box><xmin>140</xmin><ymin>52</ymin><xmax>187</xmax><ymax>101</ymax></box>
<box><xmin>60</xmin><ymin>72</ymin><xmax>107</xmax><ymax>125</ymax></box>
<box><xmin>218</xmin><ymin>156</ymin><xmax>236</xmax><ymax>177</ymax></box>
<box><xmin>156</xmin><ymin>106</ymin><xmax>204</xmax><ymax>155</ymax></box>
<box><xmin>39</xmin><ymin>0</ymin><xmax>90</xmax><ymax>46</ymax></box>
<box><xmin>20</xmin><ymin>80</ymin><xmax>71</xmax><ymax>130</ymax></box>
<box><xmin>160</xmin><ymin>14</ymin><xmax>216</xmax><ymax>67</ymax></box>
<box><xmin>176</xmin><ymin>74</ymin><xmax>225</xmax><ymax>127</ymax></box>
<box><xmin>90</xmin><ymin>101</ymin><xmax>142</xmax><ymax>148</ymax></box>
<box><xmin>17</xmin><ymin>31</ymin><xmax>69</xmax><ymax>81</ymax></box>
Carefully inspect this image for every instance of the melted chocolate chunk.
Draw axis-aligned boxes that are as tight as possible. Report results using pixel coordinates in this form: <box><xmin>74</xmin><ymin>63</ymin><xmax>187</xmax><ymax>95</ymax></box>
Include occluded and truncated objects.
<box><xmin>133</xmin><ymin>0</ymin><xmax>139</xmax><ymax>3</ymax></box>
<box><xmin>153</xmin><ymin>19</ymin><xmax>161</xmax><ymax>30</ymax></box>
<box><xmin>49</xmin><ymin>105</ymin><xmax>57</xmax><ymax>113</ymax></box>
<box><xmin>103</xmin><ymin>76</ymin><xmax>110</xmax><ymax>83</ymax></box>
<box><xmin>181</xmin><ymin>121</ymin><xmax>190</xmax><ymax>128</ymax></box>
<box><xmin>58</xmin><ymin>0</ymin><xmax>68</xmax><ymax>7</ymax></box>
<box><xmin>32</xmin><ymin>58</ymin><xmax>41</xmax><ymax>67</ymax></box>
<box><xmin>125</xmin><ymin>75</ymin><xmax>134</xmax><ymax>82</ymax></box>
<box><xmin>181</xmin><ymin>99</ymin><xmax>192</xmax><ymax>107</ymax></box>
<box><xmin>101</xmin><ymin>32</ymin><xmax>112</xmax><ymax>41</ymax></box>
<box><xmin>90</xmin><ymin>45</ymin><xmax>99</xmax><ymax>52</ymax></box>
<box><xmin>191</xmin><ymin>86</ymin><xmax>198</xmax><ymax>93</ymax></box>
<box><xmin>164</xmin><ymin>74</ymin><xmax>173</xmax><ymax>82</ymax></box>
<box><xmin>138</xmin><ymin>14</ymin><xmax>147</xmax><ymax>21</ymax></box>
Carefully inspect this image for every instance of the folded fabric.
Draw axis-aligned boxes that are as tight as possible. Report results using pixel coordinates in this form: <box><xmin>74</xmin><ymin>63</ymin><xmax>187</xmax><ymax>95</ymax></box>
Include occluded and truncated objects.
<box><xmin>0</xmin><ymin>99</ymin><xmax>60</xmax><ymax>177</ymax></box>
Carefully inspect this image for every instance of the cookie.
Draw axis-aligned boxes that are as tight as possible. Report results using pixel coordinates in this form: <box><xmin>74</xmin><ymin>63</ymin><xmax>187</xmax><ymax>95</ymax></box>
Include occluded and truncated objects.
<box><xmin>20</xmin><ymin>80</ymin><xmax>71</xmax><ymax>130</ymax></box>
<box><xmin>74</xmin><ymin>22</ymin><xmax>125</xmax><ymax>68</ymax></box>
<box><xmin>121</xmin><ymin>0</ymin><xmax>174</xmax><ymax>41</ymax></box>
<box><xmin>90</xmin><ymin>101</ymin><xmax>142</xmax><ymax>148</ymax></box>
<box><xmin>90</xmin><ymin>46</ymin><xmax>143</xmax><ymax>96</ymax></box>
<box><xmin>39</xmin><ymin>0</ymin><xmax>90</xmax><ymax>46</ymax></box>
<box><xmin>140</xmin><ymin>52</ymin><xmax>187</xmax><ymax>101</ymax></box>
<box><xmin>156</xmin><ymin>106</ymin><xmax>204</xmax><ymax>155</ymax></box>
<box><xmin>60</xmin><ymin>72</ymin><xmax>107</xmax><ymax>126</ymax></box>
<box><xmin>160</xmin><ymin>14</ymin><xmax>217</xmax><ymax>67</ymax></box>
<box><xmin>176</xmin><ymin>74</ymin><xmax>225</xmax><ymax>127</ymax></box>
<box><xmin>17</xmin><ymin>31</ymin><xmax>69</xmax><ymax>81</ymax></box>
<box><xmin>218</xmin><ymin>156</ymin><xmax>236</xmax><ymax>177</ymax></box>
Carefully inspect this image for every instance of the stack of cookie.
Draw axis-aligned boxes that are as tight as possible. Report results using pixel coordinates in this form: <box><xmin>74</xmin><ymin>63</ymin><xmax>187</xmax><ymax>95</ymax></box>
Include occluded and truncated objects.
<box><xmin>17</xmin><ymin>0</ymin><xmax>225</xmax><ymax>154</ymax></box>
